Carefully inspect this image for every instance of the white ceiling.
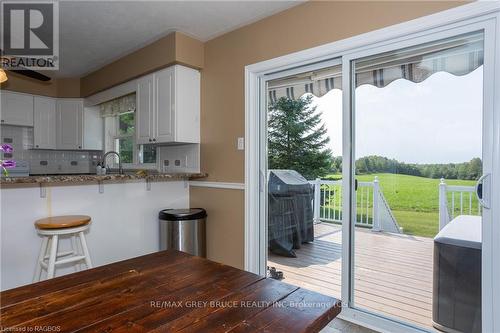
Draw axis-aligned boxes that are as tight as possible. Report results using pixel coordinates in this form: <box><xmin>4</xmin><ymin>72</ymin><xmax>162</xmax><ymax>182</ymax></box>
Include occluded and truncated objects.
<box><xmin>55</xmin><ymin>0</ymin><xmax>302</xmax><ymax>78</ymax></box>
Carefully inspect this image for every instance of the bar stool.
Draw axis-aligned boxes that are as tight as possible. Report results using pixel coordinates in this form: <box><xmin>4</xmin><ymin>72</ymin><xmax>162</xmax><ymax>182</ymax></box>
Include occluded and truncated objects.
<box><xmin>33</xmin><ymin>215</ymin><xmax>93</xmax><ymax>282</ymax></box>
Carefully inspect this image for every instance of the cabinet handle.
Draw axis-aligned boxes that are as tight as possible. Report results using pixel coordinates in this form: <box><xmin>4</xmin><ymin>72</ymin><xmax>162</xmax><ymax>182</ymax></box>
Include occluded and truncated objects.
<box><xmin>1</xmin><ymin>120</ymin><xmax>4</xmax><ymax>123</ymax></box>
<box><xmin>78</xmin><ymin>146</ymin><xmax>81</xmax><ymax>149</ymax></box>
<box><xmin>149</xmin><ymin>138</ymin><xmax>152</xmax><ymax>142</ymax></box>
<box><xmin>152</xmin><ymin>138</ymin><xmax>156</xmax><ymax>142</ymax></box>
<box><xmin>36</xmin><ymin>145</ymin><xmax>39</xmax><ymax>148</ymax></box>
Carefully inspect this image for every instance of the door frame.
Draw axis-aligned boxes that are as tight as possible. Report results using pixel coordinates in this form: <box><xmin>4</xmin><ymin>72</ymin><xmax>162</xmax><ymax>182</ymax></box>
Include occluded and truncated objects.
<box><xmin>244</xmin><ymin>2</ymin><xmax>500</xmax><ymax>332</ymax></box>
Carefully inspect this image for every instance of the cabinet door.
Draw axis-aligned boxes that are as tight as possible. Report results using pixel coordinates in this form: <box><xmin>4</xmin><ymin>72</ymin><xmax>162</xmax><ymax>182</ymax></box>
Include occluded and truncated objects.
<box><xmin>136</xmin><ymin>74</ymin><xmax>154</xmax><ymax>144</ymax></box>
<box><xmin>34</xmin><ymin>96</ymin><xmax>56</xmax><ymax>149</ymax></box>
<box><xmin>56</xmin><ymin>99</ymin><xmax>83</xmax><ymax>150</ymax></box>
<box><xmin>174</xmin><ymin>65</ymin><xmax>200</xmax><ymax>143</ymax></box>
<box><xmin>154</xmin><ymin>67</ymin><xmax>175</xmax><ymax>143</ymax></box>
<box><xmin>83</xmin><ymin>106</ymin><xmax>103</xmax><ymax>150</ymax></box>
<box><xmin>0</xmin><ymin>91</ymin><xmax>34</xmax><ymax>126</ymax></box>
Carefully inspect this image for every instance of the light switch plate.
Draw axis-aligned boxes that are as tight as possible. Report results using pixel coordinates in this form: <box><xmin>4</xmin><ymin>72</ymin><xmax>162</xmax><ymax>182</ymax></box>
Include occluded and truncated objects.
<box><xmin>237</xmin><ymin>137</ymin><xmax>244</xmax><ymax>150</ymax></box>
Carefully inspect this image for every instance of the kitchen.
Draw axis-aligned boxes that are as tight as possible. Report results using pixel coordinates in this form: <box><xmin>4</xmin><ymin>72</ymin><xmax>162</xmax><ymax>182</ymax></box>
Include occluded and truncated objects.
<box><xmin>1</xmin><ymin>60</ymin><xmax>204</xmax><ymax>289</ymax></box>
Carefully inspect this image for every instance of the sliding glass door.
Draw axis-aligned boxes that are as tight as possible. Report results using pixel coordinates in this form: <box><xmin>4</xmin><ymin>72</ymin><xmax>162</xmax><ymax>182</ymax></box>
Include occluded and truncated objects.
<box><xmin>255</xmin><ymin>10</ymin><xmax>499</xmax><ymax>333</ymax></box>
<box><xmin>346</xmin><ymin>24</ymin><xmax>495</xmax><ymax>332</ymax></box>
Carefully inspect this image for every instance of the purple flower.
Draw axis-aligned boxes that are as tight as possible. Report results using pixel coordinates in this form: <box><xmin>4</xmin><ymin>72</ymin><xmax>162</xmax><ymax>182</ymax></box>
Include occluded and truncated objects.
<box><xmin>1</xmin><ymin>160</ymin><xmax>16</xmax><ymax>168</ymax></box>
<box><xmin>0</xmin><ymin>144</ymin><xmax>13</xmax><ymax>153</ymax></box>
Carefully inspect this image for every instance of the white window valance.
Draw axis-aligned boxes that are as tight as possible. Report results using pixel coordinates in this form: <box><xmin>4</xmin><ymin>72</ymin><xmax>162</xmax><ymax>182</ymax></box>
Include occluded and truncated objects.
<box><xmin>268</xmin><ymin>31</ymin><xmax>483</xmax><ymax>103</ymax></box>
<box><xmin>100</xmin><ymin>93</ymin><xmax>136</xmax><ymax>117</ymax></box>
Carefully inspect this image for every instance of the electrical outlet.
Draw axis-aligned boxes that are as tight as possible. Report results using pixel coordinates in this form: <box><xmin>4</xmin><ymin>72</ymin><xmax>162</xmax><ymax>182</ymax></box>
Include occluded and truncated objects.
<box><xmin>237</xmin><ymin>137</ymin><xmax>244</xmax><ymax>150</ymax></box>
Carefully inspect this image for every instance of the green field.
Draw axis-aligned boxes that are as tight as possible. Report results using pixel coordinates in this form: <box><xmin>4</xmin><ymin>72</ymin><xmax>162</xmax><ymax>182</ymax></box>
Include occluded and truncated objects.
<box><xmin>323</xmin><ymin>173</ymin><xmax>478</xmax><ymax>238</ymax></box>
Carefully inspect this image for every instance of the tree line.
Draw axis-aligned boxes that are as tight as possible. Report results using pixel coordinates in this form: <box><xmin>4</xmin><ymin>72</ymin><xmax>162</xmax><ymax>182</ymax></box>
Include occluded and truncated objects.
<box><xmin>330</xmin><ymin>155</ymin><xmax>482</xmax><ymax>180</ymax></box>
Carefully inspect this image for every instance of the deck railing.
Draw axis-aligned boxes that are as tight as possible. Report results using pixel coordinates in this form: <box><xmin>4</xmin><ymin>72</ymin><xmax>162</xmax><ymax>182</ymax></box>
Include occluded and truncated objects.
<box><xmin>439</xmin><ymin>178</ymin><xmax>480</xmax><ymax>230</ymax></box>
<box><xmin>309</xmin><ymin>177</ymin><xmax>400</xmax><ymax>233</ymax></box>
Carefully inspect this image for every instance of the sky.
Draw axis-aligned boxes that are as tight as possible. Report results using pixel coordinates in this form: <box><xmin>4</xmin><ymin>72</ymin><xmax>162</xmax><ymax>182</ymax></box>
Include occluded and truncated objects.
<box><xmin>311</xmin><ymin>67</ymin><xmax>483</xmax><ymax>164</ymax></box>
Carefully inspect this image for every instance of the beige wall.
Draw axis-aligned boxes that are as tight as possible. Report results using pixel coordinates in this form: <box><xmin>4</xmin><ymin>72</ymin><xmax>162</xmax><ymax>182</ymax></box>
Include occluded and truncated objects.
<box><xmin>197</xmin><ymin>1</ymin><xmax>465</xmax><ymax>268</ymax></box>
<box><xmin>190</xmin><ymin>187</ymin><xmax>245</xmax><ymax>269</ymax></box>
<box><xmin>0</xmin><ymin>73</ymin><xmax>80</xmax><ymax>97</ymax></box>
<box><xmin>80</xmin><ymin>32</ymin><xmax>204</xmax><ymax>97</ymax></box>
<box><xmin>1</xmin><ymin>32</ymin><xmax>204</xmax><ymax>98</ymax></box>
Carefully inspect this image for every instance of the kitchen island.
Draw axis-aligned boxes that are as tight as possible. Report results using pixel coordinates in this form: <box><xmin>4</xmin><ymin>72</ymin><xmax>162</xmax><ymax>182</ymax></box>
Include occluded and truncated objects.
<box><xmin>1</xmin><ymin>173</ymin><xmax>206</xmax><ymax>290</ymax></box>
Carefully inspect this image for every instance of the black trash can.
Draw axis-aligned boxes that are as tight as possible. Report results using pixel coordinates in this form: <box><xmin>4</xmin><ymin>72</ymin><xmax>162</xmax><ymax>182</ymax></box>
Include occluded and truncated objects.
<box><xmin>159</xmin><ymin>208</ymin><xmax>207</xmax><ymax>257</ymax></box>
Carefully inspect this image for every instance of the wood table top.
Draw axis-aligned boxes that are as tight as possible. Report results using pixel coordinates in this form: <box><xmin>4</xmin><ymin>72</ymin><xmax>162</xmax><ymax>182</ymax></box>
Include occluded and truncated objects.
<box><xmin>0</xmin><ymin>250</ymin><xmax>341</xmax><ymax>332</ymax></box>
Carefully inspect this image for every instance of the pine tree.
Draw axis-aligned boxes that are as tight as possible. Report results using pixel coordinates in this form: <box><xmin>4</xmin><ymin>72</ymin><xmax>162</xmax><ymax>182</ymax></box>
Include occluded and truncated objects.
<box><xmin>268</xmin><ymin>96</ymin><xmax>332</xmax><ymax>179</ymax></box>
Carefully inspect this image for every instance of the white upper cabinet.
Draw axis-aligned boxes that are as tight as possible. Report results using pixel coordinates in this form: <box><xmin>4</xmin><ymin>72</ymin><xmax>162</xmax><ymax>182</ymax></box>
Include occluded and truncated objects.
<box><xmin>83</xmin><ymin>106</ymin><xmax>103</xmax><ymax>150</ymax></box>
<box><xmin>34</xmin><ymin>96</ymin><xmax>56</xmax><ymax>149</ymax></box>
<box><xmin>171</xmin><ymin>65</ymin><xmax>200</xmax><ymax>143</ymax></box>
<box><xmin>56</xmin><ymin>99</ymin><xmax>83</xmax><ymax>150</ymax></box>
<box><xmin>155</xmin><ymin>67</ymin><xmax>175</xmax><ymax>143</ymax></box>
<box><xmin>0</xmin><ymin>91</ymin><xmax>34</xmax><ymax>126</ymax></box>
<box><xmin>136</xmin><ymin>74</ymin><xmax>155</xmax><ymax>145</ymax></box>
<box><xmin>136</xmin><ymin>65</ymin><xmax>200</xmax><ymax>145</ymax></box>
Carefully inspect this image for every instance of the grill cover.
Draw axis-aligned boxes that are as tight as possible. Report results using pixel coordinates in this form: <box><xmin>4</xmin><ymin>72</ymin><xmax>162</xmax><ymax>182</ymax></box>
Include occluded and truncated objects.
<box><xmin>268</xmin><ymin>170</ymin><xmax>314</xmax><ymax>257</ymax></box>
<box><xmin>433</xmin><ymin>215</ymin><xmax>482</xmax><ymax>333</ymax></box>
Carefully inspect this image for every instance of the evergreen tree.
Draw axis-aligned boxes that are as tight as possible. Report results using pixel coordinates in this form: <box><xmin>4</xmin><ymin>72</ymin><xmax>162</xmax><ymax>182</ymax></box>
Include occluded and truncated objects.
<box><xmin>268</xmin><ymin>96</ymin><xmax>332</xmax><ymax>179</ymax></box>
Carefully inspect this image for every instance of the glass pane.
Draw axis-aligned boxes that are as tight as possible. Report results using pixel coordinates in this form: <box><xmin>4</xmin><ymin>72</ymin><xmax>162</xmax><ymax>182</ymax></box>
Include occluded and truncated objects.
<box><xmin>118</xmin><ymin>112</ymin><xmax>135</xmax><ymax>136</ymax></box>
<box><xmin>266</xmin><ymin>61</ymin><xmax>343</xmax><ymax>300</ymax></box>
<box><xmin>352</xmin><ymin>31</ymin><xmax>483</xmax><ymax>331</ymax></box>
<box><xmin>139</xmin><ymin>145</ymin><xmax>156</xmax><ymax>164</ymax></box>
<box><xmin>116</xmin><ymin>137</ymin><xmax>133</xmax><ymax>163</ymax></box>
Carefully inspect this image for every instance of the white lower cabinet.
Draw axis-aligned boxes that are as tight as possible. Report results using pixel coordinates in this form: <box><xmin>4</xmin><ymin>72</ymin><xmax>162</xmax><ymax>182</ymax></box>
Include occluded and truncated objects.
<box><xmin>34</xmin><ymin>96</ymin><xmax>56</xmax><ymax>149</ymax></box>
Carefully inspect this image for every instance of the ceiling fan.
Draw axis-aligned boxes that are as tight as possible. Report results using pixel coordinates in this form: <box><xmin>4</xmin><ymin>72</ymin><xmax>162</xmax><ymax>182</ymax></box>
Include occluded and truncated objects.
<box><xmin>8</xmin><ymin>68</ymin><xmax>51</xmax><ymax>82</ymax></box>
<box><xmin>0</xmin><ymin>50</ymin><xmax>52</xmax><ymax>82</ymax></box>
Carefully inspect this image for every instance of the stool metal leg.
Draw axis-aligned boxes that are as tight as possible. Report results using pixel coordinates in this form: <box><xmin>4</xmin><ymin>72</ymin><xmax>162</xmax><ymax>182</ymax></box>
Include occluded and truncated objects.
<box><xmin>47</xmin><ymin>235</ymin><xmax>59</xmax><ymax>279</ymax></box>
<box><xmin>33</xmin><ymin>236</ymin><xmax>49</xmax><ymax>282</ymax></box>
<box><xmin>78</xmin><ymin>232</ymin><xmax>92</xmax><ymax>269</ymax></box>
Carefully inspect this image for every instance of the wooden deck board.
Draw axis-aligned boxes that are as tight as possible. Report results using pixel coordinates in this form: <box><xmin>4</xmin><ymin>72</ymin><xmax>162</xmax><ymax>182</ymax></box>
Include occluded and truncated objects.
<box><xmin>268</xmin><ymin>223</ymin><xmax>434</xmax><ymax>330</ymax></box>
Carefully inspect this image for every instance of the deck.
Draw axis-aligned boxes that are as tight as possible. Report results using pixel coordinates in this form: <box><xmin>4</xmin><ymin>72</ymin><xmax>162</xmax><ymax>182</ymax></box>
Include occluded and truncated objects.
<box><xmin>268</xmin><ymin>223</ymin><xmax>434</xmax><ymax>330</ymax></box>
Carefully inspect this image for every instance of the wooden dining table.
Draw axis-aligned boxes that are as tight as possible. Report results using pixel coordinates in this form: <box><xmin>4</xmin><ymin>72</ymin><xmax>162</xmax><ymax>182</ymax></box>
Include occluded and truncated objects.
<box><xmin>0</xmin><ymin>250</ymin><xmax>341</xmax><ymax>332</ymax></box>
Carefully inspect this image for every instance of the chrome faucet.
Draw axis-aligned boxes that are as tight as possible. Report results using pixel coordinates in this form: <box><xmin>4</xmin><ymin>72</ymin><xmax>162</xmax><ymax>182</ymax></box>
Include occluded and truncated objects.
<box><xmin>102</xmin><ymin>151</ymin><xmax>123</xmax><ymax>175</ymax></box>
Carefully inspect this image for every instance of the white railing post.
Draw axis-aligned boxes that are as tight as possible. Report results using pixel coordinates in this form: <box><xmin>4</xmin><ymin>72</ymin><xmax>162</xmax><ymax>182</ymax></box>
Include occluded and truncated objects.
<box><xmin>314</xmin><ymin>178</ymin><xmax>321</xmax><ymax>223</ymax></box>
<box><xmin>439</xmin><ymin>178</ymin><xmax>448</xmax><ymax>230</ymax></box>
<box><xmin>372</xmin><ymin>176</ymin><xmax>381</xmax><ymax>232</ymax></box>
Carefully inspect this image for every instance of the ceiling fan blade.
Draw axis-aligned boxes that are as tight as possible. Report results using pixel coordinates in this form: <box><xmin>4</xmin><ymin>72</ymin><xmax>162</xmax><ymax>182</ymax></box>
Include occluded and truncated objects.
<box><xmin>9</xmin><ymin>69</ymin><xmax>52</xmax><ymax>82</ymax></box>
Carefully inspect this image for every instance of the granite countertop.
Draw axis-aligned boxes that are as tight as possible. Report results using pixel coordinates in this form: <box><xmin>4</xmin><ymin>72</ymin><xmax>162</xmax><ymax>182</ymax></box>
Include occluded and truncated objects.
<box><xmin>0</xmin><ymin>172</ymin><xmax>208</xmax><ymax>185</ymax></box>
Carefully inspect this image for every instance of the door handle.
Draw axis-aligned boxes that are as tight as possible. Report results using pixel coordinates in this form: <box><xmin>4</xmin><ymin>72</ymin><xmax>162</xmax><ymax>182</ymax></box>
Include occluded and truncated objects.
<box><xmin>355</xmin><ymin>179</ymin><xmax>358</xmax><ymax>191</ymax></box>
<box><xmin>475</xmin><ymin>173</ymin><xmax>490</xmax><ymax>209</ymax></box>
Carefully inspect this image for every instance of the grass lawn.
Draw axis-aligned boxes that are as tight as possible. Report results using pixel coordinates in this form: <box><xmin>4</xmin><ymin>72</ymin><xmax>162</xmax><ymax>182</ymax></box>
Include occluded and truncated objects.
<box><xmin>324</xmin><ymin>173</ymin><xmax>478</xmax><ymax>238</ymax></box>
<box><xmin>391</xmin><ymin>210</ymin><xmax>439</xmax><ymax>238</ymax></box>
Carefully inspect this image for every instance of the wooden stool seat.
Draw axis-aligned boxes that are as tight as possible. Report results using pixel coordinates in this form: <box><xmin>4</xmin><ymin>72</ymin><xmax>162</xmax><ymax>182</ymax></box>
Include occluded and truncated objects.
<box><xmin>35</xmin><ymin>215</ymin><xmax>91</xmax><ymax>229</ymax></box>
<box><xmin>33</xmin><ymin>215</ymin><xmax>93</xmax><ymax>282</ymax></box>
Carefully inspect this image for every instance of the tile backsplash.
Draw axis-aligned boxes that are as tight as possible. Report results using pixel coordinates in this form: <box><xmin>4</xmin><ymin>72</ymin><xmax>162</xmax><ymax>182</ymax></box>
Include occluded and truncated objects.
<box><xmin>1</xmin><ymin>125</ymin><xmax>102</xmax><ymax>175</ymax></box>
